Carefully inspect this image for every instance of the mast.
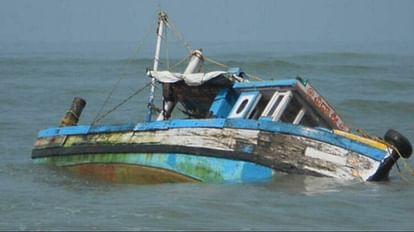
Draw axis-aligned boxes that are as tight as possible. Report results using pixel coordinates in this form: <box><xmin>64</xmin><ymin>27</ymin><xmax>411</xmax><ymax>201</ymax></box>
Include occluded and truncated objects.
<box><xmin>146</xmin><ymin>11</ymin><xmax>167</xmax><ymax>122</ymax></box>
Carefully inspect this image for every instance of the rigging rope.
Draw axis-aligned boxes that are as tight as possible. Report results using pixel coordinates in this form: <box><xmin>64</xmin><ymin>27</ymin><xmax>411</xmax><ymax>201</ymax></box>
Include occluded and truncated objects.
<box><xmin>163</xmin><ymin>15</ymin><xmax>263</xmax><ymax>81</ymax></box>
<box><xmin>93</xmin><ymin>82</ymin><xmax>152</xmax><ymax>124</ymax></box>
<box><xmin>204</xmin><ymin>56</ymin><xmax>263</xmax><ymax>81</ymax></box>
<box><xmin>165</xmin><ymin>28</ymin><xmax>170</xmax><ymax>70</ymax></box>
<box><xmin>204</xmin><ymin>56</ymin><xmax>229</xmax><ymax>69</ymax></box>
<box><xmin>170</xmin><ymin>55</ymin><xmax>189</xmax><ymax>71</ymax></box>
<box><xmin>91</xmin><ymin>19</ymin><xmax>156</xmax><ymax>126</ymax></box>
<box><xmin>165</xmin><ymin>20</ymin><xmax>193</xmax><ymax>54</ymax></box>
<box><xmin>92</xmin><ymin>11</ymin><xmax>261</xmax><ymax>125</ymax></box>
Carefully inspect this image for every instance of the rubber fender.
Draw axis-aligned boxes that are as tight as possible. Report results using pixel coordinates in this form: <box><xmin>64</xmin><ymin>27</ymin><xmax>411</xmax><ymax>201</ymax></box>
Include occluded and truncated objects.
<box><xmin>384</xmin><ymin>129</ymin><xmax>412</xmax><ymax>159</ymax></box>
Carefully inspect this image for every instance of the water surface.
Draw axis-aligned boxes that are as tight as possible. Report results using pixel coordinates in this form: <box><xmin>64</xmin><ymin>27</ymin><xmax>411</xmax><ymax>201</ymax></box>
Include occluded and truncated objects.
<box><xmin>1</xmin><ymin>42</ymin><xmax>413</xmax><ymax>230</ymax></box>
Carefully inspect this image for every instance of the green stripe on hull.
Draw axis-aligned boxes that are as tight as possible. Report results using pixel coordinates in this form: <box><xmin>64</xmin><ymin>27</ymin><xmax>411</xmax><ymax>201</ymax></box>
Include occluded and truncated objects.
<box><xmin>33</xmin><ymin>153</ymin><xmax>274</xmax><ymax>183</ymax></box>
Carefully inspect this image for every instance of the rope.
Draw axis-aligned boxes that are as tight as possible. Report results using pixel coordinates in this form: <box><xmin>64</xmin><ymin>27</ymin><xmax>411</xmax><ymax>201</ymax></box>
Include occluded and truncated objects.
<box><xmin>165</xmin><ymin>20</ymin><xmax>192</xmax><ymax>54</ymax></box>
<box><xmin>389</xmin><ymin>143</ymin><xmax>414</xmax><ymax>176</ymax></box>
<box><xmin>356</xmin><ymin>129</ymin><xmax>414</xmax><ymax>181</ymax></box>
<box><xmin>152</xmin><ymin>11</ymin><xmax>263</xmax><ymax>83</ymax></box>
<box><xmin>91</xmin><ymin>19</ymin><xmax>156</xmax><ymax>126</ymax></box>
<box><xmin>170</xmin><ymin>56</ymin><xmax>189</xmax><ymax>71</ymax></box>
<box><xmin>244</xmin><ymin>73</ymin><xmax>263</xmax><ymax>81</ymax></box>
<box><xmin>164</xmin><ymin>14</ymin><xmax>263</xmax><ymax>81</ymax></box>
<box><xmin>204</xmin><ymin>56</ymin><xmax>229</xmax><ymax>69</ymax></box>
<box><xmin>204</xmin><ymin>56</ymin><xmax>263</xmax><ymax>81</ymax></box>
<box><xmin>394</xmin><ymin>162</ymin><xmax>409</xmax><ymax>182</ymax></box>
<box><xmin>388</xmin><ymin>144</ymin><xmax>413</xmax><ymax>183</ymax></box>
<box><xmin>165</xmin><ymin>28</ymin><xmax>170</xmax><ymax>70</ymax></box>
<box><xmin>66</xmin><ymin>110</ymin><xmax>79</xmax><ymax>120</ymax></box>
<box><xmin>93</xmin><ymin>82</ymin><xmax>152</xmax><ymax>124</ymax></box>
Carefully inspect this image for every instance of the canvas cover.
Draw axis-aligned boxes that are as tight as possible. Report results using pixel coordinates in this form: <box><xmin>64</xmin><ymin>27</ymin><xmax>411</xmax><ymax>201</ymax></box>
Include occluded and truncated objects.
<box><xmin>147</xmin><ymin>70</ymin><xmax>242</xmax><ymax>86</ymax></box>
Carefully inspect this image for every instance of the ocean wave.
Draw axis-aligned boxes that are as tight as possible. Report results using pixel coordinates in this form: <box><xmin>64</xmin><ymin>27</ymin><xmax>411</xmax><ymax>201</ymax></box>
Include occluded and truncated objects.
<box><xmin>225</xmin><ymin>59</ymin><xmax>302</xmax><ymax>70</ymax></box>
<box><xmin>291</xmin><ymin>52</ymin><xmax>387</xmax><ymax>60</ymax></box>
<box><xmin>0</xmin><ymin>57</ymin><xmax>154</xmax><ymax>66</ymax></box>
<box><xmin>0</xmin><ymin>53</ymin><xmax>410</xmax><ymax>77</ymax></box>
<box><xmin>370</xmin><ymin>79</ymin><xmax>414</xmax><ymax>90</ymax></box>
<box><xmin>321</xmin><ymin>64</ymin><xmax>387</xmax><ymax>75</ymax></box>
<box><xmin>339</xmin><ymin>99</ymin><xmax>414</xmax><ymax>114</ymax></box>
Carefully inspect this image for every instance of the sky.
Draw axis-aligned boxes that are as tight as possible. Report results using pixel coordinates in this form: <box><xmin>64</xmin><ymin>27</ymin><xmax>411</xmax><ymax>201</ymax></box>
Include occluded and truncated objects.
<box><xmin>0</xmin><ymin>0</ymin><xmax>413</xmax><ymax>52</ymax></box>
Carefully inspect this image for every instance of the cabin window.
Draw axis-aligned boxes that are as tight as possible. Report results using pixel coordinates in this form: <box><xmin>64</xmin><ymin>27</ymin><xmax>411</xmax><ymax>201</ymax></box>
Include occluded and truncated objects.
<box><xmin>300</xmin><ymin>112</ymin><xmax>328</xmax><ymax>128</ymax></box>
<box><xmin>293</xmin><ymin>108</ymin><xmax>306</xmax><ymax>124</ymax></box>
<box><xmin>228</xmin><ymin>91</ymin><xmax>262</xmax><ymax>119</ymax></box>
<box><xmin>280</xmin><ymin>96</ymin><xmax>302</xmax><ymax>123</ymax></box>
<box><xmin>268</xmin><ymin>95</ymin><xmax>284</xmax><ymax>116</ymax></box>
<box><xmin>260</xmin><ymin>91</ymin><xmax>331</xmax><ymax>129</ymax></box>
<box><xmin>279</xmin><ymin>93</ymin><xmax>330</xmax><ymax>128</ymax></box>
<box><xmin>236</xmin><ymin>99</ymin><xmax>249</xmax><ymax>114</ymax></box>
<box><xmin>248</xmin><ymin>95</ymin><xmax>270</xmax><ymax>120</ymax></box>
<box><xmin>261</xmin><ymin>91</ymin><xmax>292</xmax><ymax>121</ymax></box>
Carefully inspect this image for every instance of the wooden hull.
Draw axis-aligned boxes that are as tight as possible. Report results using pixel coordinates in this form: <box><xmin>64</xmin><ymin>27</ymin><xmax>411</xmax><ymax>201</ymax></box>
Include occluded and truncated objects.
<box><xmin>64</xmin><ymin>163</ymin><xmax>198</xmax><ymax>184</ymax></box>
<box><xmin>33</xmin><ymin>152</ymin><xmax>274</xmax><ymax>183</ymax></box>
<box><xmin>32</xmin><ymin>119</ymin><xmax>391</xmax><ymax>183</ymax></box>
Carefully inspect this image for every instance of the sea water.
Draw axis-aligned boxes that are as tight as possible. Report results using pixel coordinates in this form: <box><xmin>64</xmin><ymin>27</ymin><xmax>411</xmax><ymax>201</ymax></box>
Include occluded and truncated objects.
<box><xmin>1</xmin><ymin>41</ymin><xmax>413</xmax><ymax>230</ymax></box>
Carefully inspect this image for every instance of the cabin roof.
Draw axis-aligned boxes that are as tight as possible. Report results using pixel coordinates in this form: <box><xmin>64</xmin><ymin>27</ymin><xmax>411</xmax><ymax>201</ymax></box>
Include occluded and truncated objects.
<box><xmin>233</xmin><ymin>79</ymin><xmax>297</xmax><ymax>89</ymax></box>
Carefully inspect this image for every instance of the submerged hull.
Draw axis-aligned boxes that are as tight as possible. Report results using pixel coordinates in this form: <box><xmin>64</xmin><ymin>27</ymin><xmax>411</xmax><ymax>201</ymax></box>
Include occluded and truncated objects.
<box><xmin>32</xmin><ymin>119</ymin><xmax>391</xmax><ymax>183</ymax></box>
<box><xmin>33</xmin><ymin>153</ymin><xmax>273</xmax><ymax>183</ymax></box>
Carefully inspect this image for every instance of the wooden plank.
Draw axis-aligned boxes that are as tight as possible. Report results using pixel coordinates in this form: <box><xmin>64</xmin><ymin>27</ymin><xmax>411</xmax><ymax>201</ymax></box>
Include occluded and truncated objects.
<box><xmin>295</xmin><ymin>81</ymin><xmax>350</xmax><ymax>131</ymax></box>
<box><xmin>34</xmin><ymin>126</ymin><xmax>382</xmax><ymax>181</ymax></box>
<box><xmin>305</xmin><ymin>147</ymin><xmax>347</xmax><ymax>166</ymax></box>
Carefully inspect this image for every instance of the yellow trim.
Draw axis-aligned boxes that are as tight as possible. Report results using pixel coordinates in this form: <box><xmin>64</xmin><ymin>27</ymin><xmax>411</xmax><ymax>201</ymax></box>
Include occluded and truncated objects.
<box><xmin>333</xmin><ymin>130</ymin><xmax>388</xmax><ymax>150</ymax></box>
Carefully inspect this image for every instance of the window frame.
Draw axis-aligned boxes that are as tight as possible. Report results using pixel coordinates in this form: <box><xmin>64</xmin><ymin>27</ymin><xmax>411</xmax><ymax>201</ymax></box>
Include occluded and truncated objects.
<box><xmin>228</xmin><ymin>91</ymin><xmax>262</xmax><ymax>119</ymax></box>
<box><xmin>261</xmin><ymin>91</ymin><xmax>293</xmax><ymax>121</ymax></box>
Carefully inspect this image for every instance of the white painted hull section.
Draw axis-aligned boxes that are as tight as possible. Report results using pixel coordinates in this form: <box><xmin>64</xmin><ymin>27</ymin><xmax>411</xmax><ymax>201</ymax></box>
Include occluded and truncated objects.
<box><xmin>56</xmin><ymin>127</ymin><xmax>385</xmax><ymax>181</ymax></box>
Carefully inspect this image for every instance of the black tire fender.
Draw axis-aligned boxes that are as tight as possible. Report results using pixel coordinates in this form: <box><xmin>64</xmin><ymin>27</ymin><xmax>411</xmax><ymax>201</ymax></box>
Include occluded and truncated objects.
<box><xmin>384</xmin><ymin>129</ymin><xmax>412</xmax><ymax>159</ymax></box>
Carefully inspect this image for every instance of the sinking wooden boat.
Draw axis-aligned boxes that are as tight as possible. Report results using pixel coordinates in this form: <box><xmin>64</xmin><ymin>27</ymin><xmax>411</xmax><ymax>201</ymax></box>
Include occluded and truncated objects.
<box><xmin>32</xmin><ymin>12</ymin><xmax>412</xmax><ymax>183</ymax></box>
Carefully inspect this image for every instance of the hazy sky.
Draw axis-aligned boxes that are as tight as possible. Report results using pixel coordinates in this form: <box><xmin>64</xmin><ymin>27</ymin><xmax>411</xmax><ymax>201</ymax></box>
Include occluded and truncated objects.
<box><xmin>1</xmin><ymin>0</ymin><xmax>413</xmax><ymax>45</ymax></box>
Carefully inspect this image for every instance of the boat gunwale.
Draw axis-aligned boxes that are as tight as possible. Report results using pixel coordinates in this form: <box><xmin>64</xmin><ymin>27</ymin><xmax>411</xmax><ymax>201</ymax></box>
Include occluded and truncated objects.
<box><xmin>34</xmin><ymin>118</ymin><xmax>388</xmax><ymax>161</ymax></box>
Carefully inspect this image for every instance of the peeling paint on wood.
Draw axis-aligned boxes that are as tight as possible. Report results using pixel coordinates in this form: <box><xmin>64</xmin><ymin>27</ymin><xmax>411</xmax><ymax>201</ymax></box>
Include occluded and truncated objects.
<box><xmin>33</xmin><ymin>124</ymin><xmax>385</xmax><ymax>182</ymax></box>
<box><xmin>33</xmin><ymin>152</ymin><xmax>274</xmax><ymax>183</ymax></box>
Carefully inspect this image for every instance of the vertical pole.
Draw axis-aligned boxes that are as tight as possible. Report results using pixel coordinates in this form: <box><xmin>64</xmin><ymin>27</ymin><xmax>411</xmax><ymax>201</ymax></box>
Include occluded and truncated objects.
<box><xmin>146</xmin><ymin>11</ymin><xmax>167</xmax><ymax>122</ymax></box>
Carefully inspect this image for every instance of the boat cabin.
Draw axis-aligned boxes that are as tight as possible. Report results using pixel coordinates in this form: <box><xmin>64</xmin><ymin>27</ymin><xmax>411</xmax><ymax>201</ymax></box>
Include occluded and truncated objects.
<box><xmin>209</xmin><ymin>80</ymin><xmax>330</xmax><ymax>129</ymax></box>
<box><xmin>150</xmin><ymin>68</ymin><xmax>349</xmax><ymax>132</ymax></box>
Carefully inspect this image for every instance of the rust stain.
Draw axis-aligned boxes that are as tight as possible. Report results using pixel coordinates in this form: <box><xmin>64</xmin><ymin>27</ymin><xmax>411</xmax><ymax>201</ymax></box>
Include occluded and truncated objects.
<box><xmin>66</xmin><ymin>163</ymin><xmax>198</xmax><ymax>184</ymax></box>
<box><xmin>352</xmin><ymin>169</ymin><xmax>360</xmax><ymax>177</ymax></box>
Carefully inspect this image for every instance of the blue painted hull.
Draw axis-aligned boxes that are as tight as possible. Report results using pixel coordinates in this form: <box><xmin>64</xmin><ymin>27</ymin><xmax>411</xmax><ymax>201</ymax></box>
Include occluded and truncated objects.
<box><xmin>33</xmin><ymin>152</ymin><xmax>274</xmax><ymax>183</ymax></box>
<box><xmin>37</xmin><ymin>118</ymin><xmax>388</xmax><ymax>162</ymax></box>
<box><xmin>32</xmin><ymin>118</ymin><xmax>390</xmax><ymax>182</ymax></box>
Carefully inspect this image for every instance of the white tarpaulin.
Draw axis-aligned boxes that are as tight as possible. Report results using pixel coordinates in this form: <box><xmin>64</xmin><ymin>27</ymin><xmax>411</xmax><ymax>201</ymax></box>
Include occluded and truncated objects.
<box><xmin>147</xmin><ymin>70</ymin><xmax>228</xmax><ymax>86</ymax></box>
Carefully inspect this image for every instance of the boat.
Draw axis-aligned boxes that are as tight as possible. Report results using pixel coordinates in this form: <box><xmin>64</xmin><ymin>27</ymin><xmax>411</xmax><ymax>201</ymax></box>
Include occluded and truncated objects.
<box><xmin>31</xmin><ymin>11</ymin><xmax>412</xmax><ymax>184</ymax></box>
